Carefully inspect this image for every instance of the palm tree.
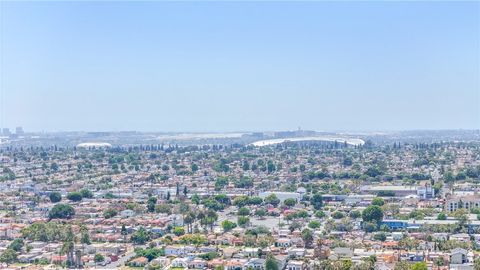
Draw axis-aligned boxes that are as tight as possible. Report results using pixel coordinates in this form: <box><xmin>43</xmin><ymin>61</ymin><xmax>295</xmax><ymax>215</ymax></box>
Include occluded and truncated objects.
<box><xmin>80</xmin><ymin>225</ymin><xmax>90</xmax><ymax>255</ymax></box>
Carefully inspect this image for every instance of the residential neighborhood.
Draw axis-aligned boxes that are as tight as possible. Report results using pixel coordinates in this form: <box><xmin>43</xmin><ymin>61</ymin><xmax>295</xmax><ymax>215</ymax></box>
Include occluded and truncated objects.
<box><xmin>0</xmin><ymin>131</ymin><xmax>479</xmax><ymax>269</ymax></box>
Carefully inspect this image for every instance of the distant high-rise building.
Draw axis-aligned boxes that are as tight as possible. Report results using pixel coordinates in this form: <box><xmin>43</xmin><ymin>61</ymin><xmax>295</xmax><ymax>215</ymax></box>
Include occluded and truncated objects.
<box><xmin>1</xmin><ymin>128</ymin><xmax>10</xmax><ymax>136</ymax></box>
<box><xmin>15</xmin><ymin>126</ymin><xmax>24</xmax><ymax>135</ymax></box>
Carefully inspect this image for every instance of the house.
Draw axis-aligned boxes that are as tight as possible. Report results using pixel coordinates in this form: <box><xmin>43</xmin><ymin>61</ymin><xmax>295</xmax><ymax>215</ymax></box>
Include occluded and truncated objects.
<box><xmin>331</xmin><ymin>247</ymin><xmax>353</xmax><ymax>259</ymax></box>
<box><xmin>224</xmin><ymin>258</ymin><xmax>248</xmax><ymax>270</ymax></box>
<box><xmin>245</xmin><ymin>258</ymin><xmax>265</xmax><ymax>270</ymax></box>
<box><xmin>165</xmin><ymin>245</ymin><xmax>195</xmax><ymax>256</ymax></box>
<box><xmin>391</xmin><ymin>232</ymin><xmax>404</xmax><ymax>241</ymax></box>
<box><xmin>287</xmin><ymin>248</ymin><xmax>306</xmax><ymax>258</ymax></box>
<box><xmin>17</xmin><ymin>253</ymin><xmax>41</xmax><ymax>263</ymax></box>
<box><xmin>208</xmin><ymin>258</ymin><xmax>225</xmax><ymax>269</ymax></box>
<box><xmin>150</xmin><ymin>257</ymin><xmax>170</xmax><ymax>269</ymax></box>
<box><xmin>286</xmin><ymin>260</ymin><xmax>304</xmax><ymax>270</ymax></box>
<box><xmin>451</xmin><ymin>248</ymin><xmax>468</xmax><ymax>264</ymax></box>
<box><xmin>171</xmin><ymin>257</ymin><xmax>189</xmax><ymax>268</ymax></box>
<box><xmin>450</xmin><ymin>234</ymin><xmax>470</xmax><ymax>242</ymax></box>
<box><xmin>128</xmin><ymin>256</ymin><xmax>148</xmax><ymax>267</ymax></box>
<box><xmin>405</xmin><ymin>253</ymin><xmax>425</xmax><ymax>262</ymax></box>
<box><xmin>243</xmin><ymin>247</ymin><xmax>260</xmax><ymax>258</ymax></box>
<box><xmin>188</xmin><ymin>258</ymin><xmax>207</xmax><ymax>269</ymax></box>
<box><xmin>120</xmin><ymin>209</ymin><xmax>135</xmax><ymax>218</ymax></box>
<box><xmin>274</xmin><ymin>255</ymin><xmax>288</xmax><ymax>270</ymax></box>
<box><xmin>165</xmin><ymin>246</ymin><xmax>186</xmax><ymax>256</ymax></box>
<box><xmin>432</xmin><ymin>233</ymin><xmax>449</xmax><ymax>241</ymax></box>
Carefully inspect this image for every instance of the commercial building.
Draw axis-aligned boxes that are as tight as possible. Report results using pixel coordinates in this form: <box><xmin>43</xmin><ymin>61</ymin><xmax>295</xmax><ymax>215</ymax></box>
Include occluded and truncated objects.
<box><xmin>445</xmin><ymin>195</ymin><xmax>480</xmax><ymax>212</ymax></box>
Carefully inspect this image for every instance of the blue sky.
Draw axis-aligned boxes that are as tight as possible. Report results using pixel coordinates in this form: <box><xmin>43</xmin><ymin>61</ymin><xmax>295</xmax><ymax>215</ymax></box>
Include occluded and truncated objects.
<box><xmin>1</xmin><ymin>1</ymin><xmax>479</xmax><ymax>132</ymax></box>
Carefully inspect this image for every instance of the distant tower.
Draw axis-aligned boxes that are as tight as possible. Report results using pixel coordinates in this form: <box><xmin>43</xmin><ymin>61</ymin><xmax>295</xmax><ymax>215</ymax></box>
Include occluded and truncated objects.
<box><xmin>15</xmin><ymin>126</ymin><xmax>24</xmax><ymax>135</ymax></box>
<box><xmin>1</xmin><ymin>128</ymin><xmax>10</xmax><ymax>136</ymax></box>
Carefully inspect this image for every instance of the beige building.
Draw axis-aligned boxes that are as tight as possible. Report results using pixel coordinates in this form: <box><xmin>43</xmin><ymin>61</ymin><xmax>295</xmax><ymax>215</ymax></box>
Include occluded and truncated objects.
<box><xmin>445</xmin><ymin>195</ymin><xmax>480</xmax><ymax>212</ymax></box>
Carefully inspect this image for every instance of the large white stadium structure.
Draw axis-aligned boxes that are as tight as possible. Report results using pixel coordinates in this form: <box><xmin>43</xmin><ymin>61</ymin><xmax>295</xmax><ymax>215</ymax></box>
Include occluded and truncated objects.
<box><xmin>76</xmin><ymin>142</ymin><xmax>112</xmax><ymax>149</ymax></box>
<box><xmin>251</xmin><ymin>136</ymin><xmax>365</xmax><ymax>147</ymax></box>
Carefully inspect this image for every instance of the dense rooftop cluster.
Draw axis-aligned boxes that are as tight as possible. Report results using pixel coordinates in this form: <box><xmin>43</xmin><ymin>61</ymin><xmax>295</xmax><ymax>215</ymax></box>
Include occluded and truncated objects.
<box><xmin>0</xmin><ymin>139</ymin><xmax>479</xmax><ymax>269</ymax></box>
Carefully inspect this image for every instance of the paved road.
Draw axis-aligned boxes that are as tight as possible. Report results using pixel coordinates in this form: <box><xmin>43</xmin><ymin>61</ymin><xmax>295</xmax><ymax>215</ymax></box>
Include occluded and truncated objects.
<box><xmin>95</xmin><ymin>248</ymin><xmax>136</xmax><ymax>269</ymax></box>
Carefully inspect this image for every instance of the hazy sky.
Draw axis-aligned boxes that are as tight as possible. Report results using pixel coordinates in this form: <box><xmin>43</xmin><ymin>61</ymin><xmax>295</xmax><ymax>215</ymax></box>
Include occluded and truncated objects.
<box><xmin>1</xmin><ymin>1</ymin><xmax>479</xmax><ymax>132</ymax></box>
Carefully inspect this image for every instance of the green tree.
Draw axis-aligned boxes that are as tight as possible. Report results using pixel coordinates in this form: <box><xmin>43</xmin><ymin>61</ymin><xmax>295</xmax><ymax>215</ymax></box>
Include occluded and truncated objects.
<box><xmin>184</xmin><ymin>211</ymin><xmax>196</xmax><ymax>233</ymax></box>
<box><xmin>242</xmin><ymin>161</ymin><xmax>250</xmax><ymax>171</ymax></box>
<box><xmin>373</xmin><ymin>232</ymin><xmax>387</xmax><ymax>241</ymax></box>
<box><xmin>411</xmin><ymin>262</ymin><xmax>427</xmax><ymax>270</ymax></box>
<box><xmin>267</xmin><ymin>160</ymin><xmax>276</xmax><ymax>173</ymax></box>
<box><xmin>0</xmin><ymin>249</ymin><xmax>17</xmax><ymax>263</ymax></box>
<box><xmin>310</xmin><ymin>194</ymin><xmax>323</xmax><ymax>210</ymax></box>
<box><xmin>49</xmin><ymin>204</ymin><xmax>75</xmax><ymax>219</ymax></box>
<box><xmin>238</xmin><ymin>216</ymin><xmax>250</xmax><ymax>227</ymax></box>
<box><xmin>265</xmin><ymin>255</ymin><xmax>279</xmax><ymax>270</ymax></box>
<box><xmin>173</xmin><ymin>226</ymin><xmax>185</xmax><ymax>236</ymax></box>
<box><xmin>131</xmin><ymin>227</ymin><xmax>150</xmax><ymax>245</ymax></box>
<box><xmin>191</xmin><ymin>163</ymin><xmax>199</xmax><ymax>172</ymax></box>
<box><xmin>147</xmin><ymin>196</ymin><xmax>157</xmax><ymax>213</ymax></box>
<box><xmin>103</xmin><ymin>208</ymin><xmax>118</xmax><ymax>219</ymax></box>
<box><xmin>394</xmin><ymin>261</ymin><xmax>411</xmax><ymax>270</ymax></box>
<box><xmin>332</xmin><ymin>211</ymin><xmax>345</xmax><ymax>219</ymax></box>
<box><xmin>201</xmin><ymin>210</ymin><xmax>218</xmax><ymax>232</ymax></box>
<box><xmin>362</xmin><ymin>205</ymin><xmax>384</xmax><ymax>224</ymax></box>
<box><xmin>8</xmin><ymin>239</ymin><xmax>23</xmax><ymax>252</ymax></box>
<box><xmin>221</xmin><ymin>220</ymin><xmax>237</xmax><ymax>231</ymax></box>
<box><xmin>301</xmin><ymin>228</ymin><xmax>314</xmax><ymax>248</ymax></box>
<box><xmin>255</xmin><ymin>208</ymin><xmax>267</xmax><ymax>218</ymax></box>
<box><xmin>121</xmin><ymin>224</ymin><xmax>128</xmax><ymax>242</ymax></box>
<box><xmin>67</xmin><ymin>192</ymin><xmax>82</xmax><ymax>202</ymax></box>
<box><xmin>474</xmin><ymin>258</ymin><xmax>480</xmax><ymax>270</ymax></box>
<box><xmin>61</xmin><ymin>226</ymin><xmax>76</xmax><ymax>267</ymax></box>
<box><xmin>155</xmin><ymin>204</ymin><xmax>171</xmax><ymax>214</ymax></box>
<box><xmin>249</xmin><ymin>197</ymin><xmax>263</xmax><ymax>205</ymax></box>
<box><xmin>264</xmin><ymin>194</ymin><xmax>280</xmax><ymax>207</ymax></box>
<box><xmin>308</xmin><ymin>220</ymin><xmax>321</xmax><ymax>229</ymax></box>
<box><xmin>191</xmin><ymin>194</ymin><xmax>200</xmax><ymax>205</ymax></box>
<box><xmin>284</xmin><ymin>198</ymin><xmax>296</xmax><ymax>207</ymax></box>
<box><xmin>371</xmin><ymin>197</ymin><xmax>385</xmax><ymax>206</ymax></box>
<box><xmin>49</xmin><ymin>192</ymin><xmax>62</xmax><ymax>203</ymax></box>
<box><xmin>215</xmin><ymin>177</ymin><xmax>229</xmax><ymax>190</ymax></box>
<box><xmin>365</xmin><ymin>166</ymin><xmax>382</xmax><ymax>177</ymax></box>
<box><xmin>94</xmin><ymin>253</ymin><xmax>104</xmax><ymax>264</ymax></box>
<box><xmin>50</xmin><ymin>162</ymin><xmax>59</xmax><ymax>171</ymax></box>
<box><xmin>437</xmin><ymin>213</ymin><xmax>447</xmax><ymax>220</ymax></box>
<box><xmin>398</xmin><ymin>237</ymin><xmax>419</xmax><ymax>250</ymax></box>
<box><xmin>343</xmin><ymin>157</ymin><xmax>353</xmax><ymax>166</ymax></box>
<box><xmin>233</xmin><ymin>196</ymin><xmax>249</xmax><ymax>207</ymax></box>
<box><xmin>80</xmin><ymin>225</ymin><xmax>91</xmax><ymax>246</ymax></box>
<box><xmin>299</xmin><ymin>164</ymin><xmax>306</xmax><ymax>172</ymax></box>
<box><xmin>238</xmin><ymin>207</ymin><xmax>250</xmax><ymax>216</ymax></box>
<box><xmin>349</xmin><ymin>210</ymin><xmax>361</xmax><ymax>219</ymax></box>
<box><xmin>234</xmin><ymin>176</ymin><xmax>253</xmax><ymax>188</ymax></box>
<box><xmin>315</xmin><ymin>210</ymin><xmax>326</xmax><ymax>218</ymax></box>
<box><xmin>80</xmin><ymin>189</ymin><xmax>93</xmax><ymax>199</ymax></box>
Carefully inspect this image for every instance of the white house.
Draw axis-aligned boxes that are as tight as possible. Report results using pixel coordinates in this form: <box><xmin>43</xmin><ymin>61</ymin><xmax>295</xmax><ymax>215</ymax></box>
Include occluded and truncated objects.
<box><xmin>286</xmin><ymin>260</ymin><xmax>304</xmax><ymax>270</ymax></box>
<box><xmin>450</xmin><ymin>248</ymin><xmax>468</xmax><ymax>264</ymax></box>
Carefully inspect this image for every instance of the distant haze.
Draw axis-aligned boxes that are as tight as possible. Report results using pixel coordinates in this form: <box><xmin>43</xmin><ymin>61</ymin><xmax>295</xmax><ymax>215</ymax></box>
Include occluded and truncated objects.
<box><xmin>1</xmin><ymin>1</ymin><xmax>479</xmax><ymax>132</ymax></box>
